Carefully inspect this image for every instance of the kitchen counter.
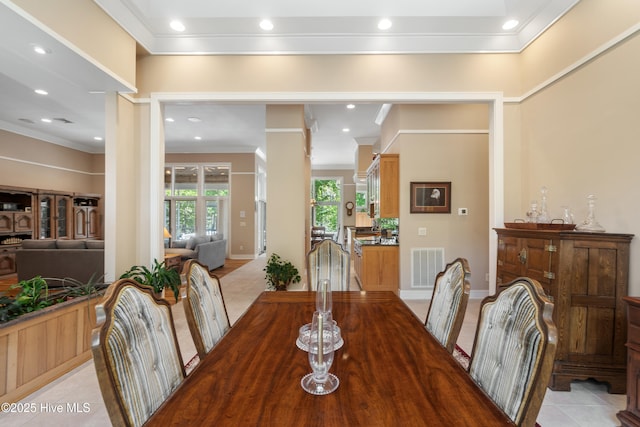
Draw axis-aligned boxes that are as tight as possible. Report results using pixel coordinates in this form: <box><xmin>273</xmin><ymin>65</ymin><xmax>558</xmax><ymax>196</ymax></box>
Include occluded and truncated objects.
<box><xmin>352</xmin><ymin>237</ymin><xmax>399</xmax><ymax>294</ymax></box>
<box><xmin>354</xmin><ymin>236</ymin><xmax>398</xmax><ymax>246</ymax></box>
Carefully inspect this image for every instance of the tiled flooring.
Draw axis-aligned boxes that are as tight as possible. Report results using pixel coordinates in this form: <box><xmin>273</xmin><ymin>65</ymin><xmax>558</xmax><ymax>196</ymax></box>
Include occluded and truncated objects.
<box><xmin>1</xmin><ymin>255</ymin><xmax>626</xmax><ymax>426</ymax></box>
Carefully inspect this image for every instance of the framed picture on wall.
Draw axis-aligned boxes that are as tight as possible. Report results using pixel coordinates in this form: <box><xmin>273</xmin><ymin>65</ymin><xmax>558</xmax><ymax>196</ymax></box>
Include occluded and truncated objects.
<box><xmin>410</xmin><ymin>181</ymin><xmax>451</xmax><ymax>213</ymax></box>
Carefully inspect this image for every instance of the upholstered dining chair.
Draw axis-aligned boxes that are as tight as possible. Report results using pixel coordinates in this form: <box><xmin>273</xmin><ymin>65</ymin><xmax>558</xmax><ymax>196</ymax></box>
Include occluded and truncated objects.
<box><xmin>91</xmin><ymin>278</ymin><xmax>186</xmax><ymax>427</ymax></box>
<box><xmin>424</xmin><ymin>257</ymin><xmax>471</xmax><ymax>353</ymax></box>
<box><xmin>183</xmin><ymin>259</ymin><xmax>231</xmax><ymax>359</ymax></box>
<box><xmin>468</xmin><ymin>277</ymin><xmax>557</xmax><ymax>427</ymax></box>
<box><xmin>306</xmin><ymin>238</ymin><xmax>350</xmax><ymax>291</ymax></box>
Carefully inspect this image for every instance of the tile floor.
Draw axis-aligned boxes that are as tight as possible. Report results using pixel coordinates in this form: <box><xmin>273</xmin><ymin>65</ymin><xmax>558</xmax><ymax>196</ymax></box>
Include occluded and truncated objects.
<box><xmin>0</xmin><ymin>255</ymin><xmax>626</xmax><ymax>426</ymax></box>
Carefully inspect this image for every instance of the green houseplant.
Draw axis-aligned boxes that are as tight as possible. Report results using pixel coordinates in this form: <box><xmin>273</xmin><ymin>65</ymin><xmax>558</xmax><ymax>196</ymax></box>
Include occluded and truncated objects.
<box><xmin>120</xmin><ymin>258</ymin><xmax>181</xmax><ymax>300</ymax></box>
<box><xmin>263</xmin><ymin>253</ymin><xmax>301</xmax><ymax>291</ymax></box>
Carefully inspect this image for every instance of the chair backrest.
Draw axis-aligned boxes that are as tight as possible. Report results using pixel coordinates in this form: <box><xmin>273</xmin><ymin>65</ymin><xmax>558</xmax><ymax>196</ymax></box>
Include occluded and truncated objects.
<box><xmin>469</xmin><ymin>277</ymin><xmax>557</xmax><ymax>426</ymax></box>
<box><xmin>424</xmin><ymin>257</ymin><xmax>471</xmax><ymax>353</ymax></box>
<box><xmin>306</xmin><ymin>239</ymin><xmax>350</xmax><ymax>291</ymax></box>
<box><xmin>183</xmin><ymin>259</ymin><xmax>231</xmax><ymax>358</ymax></box>
<box><xmin>91</xmin><ymin>278</ymin><xmax>186</xmax><ymax>427</ymax></box>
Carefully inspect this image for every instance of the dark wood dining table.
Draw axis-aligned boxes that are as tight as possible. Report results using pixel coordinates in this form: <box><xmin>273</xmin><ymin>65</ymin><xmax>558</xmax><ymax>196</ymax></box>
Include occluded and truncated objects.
<box><xmin>146</xmin><ymin>291</ymin><xmax>514</xmax><ymax>426</ymax></box>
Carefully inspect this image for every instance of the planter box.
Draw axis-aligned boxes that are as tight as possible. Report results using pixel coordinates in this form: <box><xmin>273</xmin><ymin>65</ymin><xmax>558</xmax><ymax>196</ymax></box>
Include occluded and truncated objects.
<box><xmin>0</xmin><ymin>293</ymin><xmax>101</xmax><ymax>402</ymax></box>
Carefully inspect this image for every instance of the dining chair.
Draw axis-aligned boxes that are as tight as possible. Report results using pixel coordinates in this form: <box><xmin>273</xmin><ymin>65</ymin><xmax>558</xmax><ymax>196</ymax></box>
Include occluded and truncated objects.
<box><xmin>468</xmin><ymin>277</ymin><xmax>557</xmax><ymax>426</ymax></box>
<box><xmin>424</xmin><ymin>257</ymin><xmax>471</xmax><ymax>353</ymax></box>
<box><xmin>183</xmin><ymin>259</ymin><xmax>231</xmax><ymax>359</ymax></box>
<box><xmin>306</xmin><ymin>238</ymin><xmax>350</xmax><ymax>291</ymax></box>
<box><xmin>91</xmin><ymin>278</ymin><xmax>186</xmax><ymax>427</ymax></box>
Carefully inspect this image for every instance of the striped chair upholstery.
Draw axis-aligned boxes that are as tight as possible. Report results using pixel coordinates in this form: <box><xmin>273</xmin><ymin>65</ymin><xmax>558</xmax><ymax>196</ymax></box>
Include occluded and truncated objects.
<box><xmin>469</xmin><ymin>277</ymin><xmax>557</xmax><ymax>426</ymax></box>
<box><xmin>306</xmin><ymin>239</ymin><xmax>350</xmax><ymax>291</ymax></box>
<box><xmin>424</xmin><ymin>257</ymin><xmax>471</xmax><ymax>353</ymax></box>
<box><xmin>183</xmin><ymin>259</ymin><xmax>231</xmax><ymax>359</ymax></box>
<box><xmin>91</xmin><ymin>279</ymin><xmax>186</xmax><ymax>427</ymax></box>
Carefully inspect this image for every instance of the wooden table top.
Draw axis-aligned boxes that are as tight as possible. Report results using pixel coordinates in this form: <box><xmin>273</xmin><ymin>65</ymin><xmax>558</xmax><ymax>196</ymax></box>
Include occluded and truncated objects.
<box><xmin>147</xmin><ymin>291</ymin><xmax>513</xmax><ymax>426</ymax></box>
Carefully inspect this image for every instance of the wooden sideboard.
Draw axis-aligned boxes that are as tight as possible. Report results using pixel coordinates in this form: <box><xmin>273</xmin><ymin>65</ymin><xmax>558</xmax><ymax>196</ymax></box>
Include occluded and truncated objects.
<box><xmin>618</xmin><ymin>297</ymin><xmax>640</xmax><ymax>426</ymax></box>
<box><xmin>495</xmin><ymin>228</ymin><xmax>633</xmax><ymax>393</ymax></box>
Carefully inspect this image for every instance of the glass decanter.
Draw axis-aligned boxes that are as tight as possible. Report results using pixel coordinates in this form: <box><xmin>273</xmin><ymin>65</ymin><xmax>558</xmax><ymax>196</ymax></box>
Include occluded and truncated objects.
<box><xmin>561</xmin><ymin>206</ymin><xmax>574</xmax><ymax>225</ymax></box>
<box><xmin>576</xmin><ymin>195</ymin><xmax>605</xmax><ymax>232</ymax></box>
<box><xmin>301</xmin><ymin>311</ymin><xmax>339</xmax><ymax>395</ymax></box>
<box><xmin>537</xmin><ymin>186</ymin><xmax>550</xmax><ymax>224</ymax></box>
<box><xmin>526</xmin><ymin>201</ymin><xmax>539</xmax><ymax>223</ymax></box>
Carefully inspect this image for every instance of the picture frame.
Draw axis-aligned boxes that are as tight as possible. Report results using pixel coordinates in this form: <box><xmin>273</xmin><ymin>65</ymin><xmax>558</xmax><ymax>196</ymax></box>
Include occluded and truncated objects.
<box><xmin>410</xmin><ymin>181</ymin><xmax>451</xmax><ymax>214</ymax></box>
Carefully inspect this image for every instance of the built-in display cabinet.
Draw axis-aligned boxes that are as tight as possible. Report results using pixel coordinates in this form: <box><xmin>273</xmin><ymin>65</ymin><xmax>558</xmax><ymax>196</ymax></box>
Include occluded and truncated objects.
<box><xmin>0</xmin><ymin>186</ymin><xmax>102</xmax><ymax>277</ymax></box>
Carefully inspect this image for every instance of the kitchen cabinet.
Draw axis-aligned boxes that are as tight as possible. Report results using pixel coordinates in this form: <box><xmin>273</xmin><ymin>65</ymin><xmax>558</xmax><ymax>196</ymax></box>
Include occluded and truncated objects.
<box><xmin>495</xmin><ymin>228</ymin><xmax>633</xmax><ymax>393</ymax></box>
<box><xmin>618</xmin><ymin>297</ymin><xmax>640</xmax><ymax>427</ymax></box>
<box><xmin>353</xmin><ymin>238</ymin><xmax>399</xmax><ymax>293</ymax></box>
<box><xmin>366</xmin><ymin>154</ymin><xmax>399</xmax><ymax>219</ymax></box>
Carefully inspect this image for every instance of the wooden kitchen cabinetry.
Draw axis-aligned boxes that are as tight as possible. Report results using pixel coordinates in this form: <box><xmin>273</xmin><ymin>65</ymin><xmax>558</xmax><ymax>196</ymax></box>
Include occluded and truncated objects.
<box><xmin>366</xmin><ymin>154</ymin><xmax>399</xmax><ymax>219</ymax></box>
<box><xmin>353</xmin><ymin>239</ymin><xmax>399</xmax><ymax>293</ymax></box>
<box><xmin>495</xmin><ymin>228</ymin><xmax>633</xmax><ymax>393</ymax></box>
<box><xmin>618</xmin><ymin>297</ymin><xmax>640</xmax><ymax>427</ymax></box>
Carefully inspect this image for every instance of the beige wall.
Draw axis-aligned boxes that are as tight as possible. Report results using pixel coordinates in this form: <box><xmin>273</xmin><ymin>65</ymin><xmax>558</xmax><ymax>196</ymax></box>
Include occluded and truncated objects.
<box><xmin>0</xmin><ymin>130</ymin><xmax>104</xmax><ymax>194</ymax></box>
<box><xmin>382</xmin><ymin>104</ymin><xmax>490</xmax><ymax>295</ymax></box>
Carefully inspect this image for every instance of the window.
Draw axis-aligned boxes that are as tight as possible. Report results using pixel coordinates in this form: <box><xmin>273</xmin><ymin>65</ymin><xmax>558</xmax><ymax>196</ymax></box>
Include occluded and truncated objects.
<box><xmin>165</xmin><ymin>164</ymin><xmax>230</xmax><ymax>241</ymax></box>
<box><xmin>311</xmin><ymin>178</ymin><xmax>342</xmax><ymax>233</ymax></box>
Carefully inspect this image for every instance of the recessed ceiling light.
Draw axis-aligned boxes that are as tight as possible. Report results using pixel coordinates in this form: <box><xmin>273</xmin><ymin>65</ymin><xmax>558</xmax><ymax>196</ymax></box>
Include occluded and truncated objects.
<box><xmin>342</xmin><ymin>128</ymin><xmax>350</xmax><ymax>133</ymax></box>
<box><xmin>33</xmin><ymin>45</ymin><xmax>50</xmax><ymax>55</ymax></box>
<box><xmin>41</xmin><ymin>118</ymin><xmax>52</xmax><ymax>123</ymax></box>
<box><xmin>165</xmin><ymin>117</ymin><xmax>175</xmax><ymax>122</ymax></box>
<box><xmin>187</xmin><ymin>117</ymin><xmax>202</xmax><ymax>122</ymax></box>
<box><xmin>170</xmin><ymin>20</ymin><xmax>186</xmax><ymax>32</ymax></box>
<box><xmin>260</xmin><ymin>19</ymin><xmax>274</xmax><ymax>31</ymax></box>
<box><xmin>94</xmin><ymin>136</ymin><xmax>103</xmax><ymax>141</ymax></box>
<box><xmin>378</xmin><ymin>18</ymin><xmax>392</xmax><ymax>30</ymax></box>
<box><xmin>194</xmin><ymin>136</ymin><xmax>202</xmax><ymax>140</ymax></box>
<box><xmin>34</xmin><ymin>89</ymin><xmax>48</xmax><ymax>95</ymax></box>
<box><xmin>346</xmin><ymin>104</ymin><xmax>355</xmax><ymax>109</ymax></box>
<box><xmin>502</xmin><ymin>19</ymin><xmax>519</xmax><ymax>30</ymax></box>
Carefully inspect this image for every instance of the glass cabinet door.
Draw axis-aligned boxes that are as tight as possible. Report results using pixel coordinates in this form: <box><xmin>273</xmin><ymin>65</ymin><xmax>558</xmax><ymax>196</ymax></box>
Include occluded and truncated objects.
<box><xmin>56</xmin><ymin>196</ymin><xmax>70</xmax><ymax>238</ymax></box>
<box><xmin>39</xmin><ymin>195</ymin><xmax>53</xmax><ymax>239</ymax></box>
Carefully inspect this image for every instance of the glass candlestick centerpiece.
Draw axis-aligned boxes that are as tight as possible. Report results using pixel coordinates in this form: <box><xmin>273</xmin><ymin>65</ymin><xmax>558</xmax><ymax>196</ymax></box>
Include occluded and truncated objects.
<box><xmin>316</xmin><ymin>279</ymin><xmax>332</xmax><ymax>313</ymax></box>
<box><xmin>301</xmin><ymin>311</ymin><xmax>339</xmax><ymax>395</ymax></box>
<box><xmin>576</xmin><ymin>195</ymin><xmax>605</xmax><ymax>232</ymax></box>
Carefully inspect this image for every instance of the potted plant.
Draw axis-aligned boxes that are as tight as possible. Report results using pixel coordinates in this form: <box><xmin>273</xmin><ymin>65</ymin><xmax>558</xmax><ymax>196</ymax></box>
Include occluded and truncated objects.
<box><xmin>263</xmin><ymin>253</ymin><xmax>301</xmax><ymax>291</ymax></box>
<box><xmin>120</xmin><ymin>259</ymin><xmax>182</xmax><ymax>300</ymax></box>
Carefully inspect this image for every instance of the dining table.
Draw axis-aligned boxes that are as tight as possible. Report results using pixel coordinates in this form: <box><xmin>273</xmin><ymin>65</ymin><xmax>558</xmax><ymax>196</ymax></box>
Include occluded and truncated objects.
<box><xmin>146</xmin><ymin>291</ymin><xmax>514</xmax><ymax>426</ymax></box>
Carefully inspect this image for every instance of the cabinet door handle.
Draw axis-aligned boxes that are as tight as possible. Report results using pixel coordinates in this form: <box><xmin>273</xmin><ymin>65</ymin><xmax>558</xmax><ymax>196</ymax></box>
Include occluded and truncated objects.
<box><xmin>518</xmin><ymin>248</ymin><xmax>527</xmax><ymax>264</ymax></box>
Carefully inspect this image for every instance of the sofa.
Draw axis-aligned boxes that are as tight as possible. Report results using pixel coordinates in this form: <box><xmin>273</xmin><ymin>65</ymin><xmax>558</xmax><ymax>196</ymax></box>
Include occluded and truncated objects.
<box><xmin>165</xmin><ymin>233</ymin><xmax>226</xmax><ymax>271</ymax></box>
<box><xmin>15</xmin><ymin>239</ymin><xmax>105</xmax><ymax>286</ymax></box>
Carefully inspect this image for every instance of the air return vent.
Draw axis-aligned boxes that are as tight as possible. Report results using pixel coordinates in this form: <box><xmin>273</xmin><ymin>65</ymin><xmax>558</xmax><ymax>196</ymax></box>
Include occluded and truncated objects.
<box><xmin>411</xmin><ymin>248</ymin><xmax>445</xmax><ymax>289</ymax></box>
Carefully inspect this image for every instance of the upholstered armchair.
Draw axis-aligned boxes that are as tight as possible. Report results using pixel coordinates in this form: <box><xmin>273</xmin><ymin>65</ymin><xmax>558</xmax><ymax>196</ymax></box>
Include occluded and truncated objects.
<box><xmin>468</xmin><ymin>277</ymin><xmax>557</xmax><ymax>426</ymax></box>
<box><xmin>91</xmin><ymin>279</ymin><xmax>186</xmax><ymax>427</ymax></box>
<box><xmin>424</xmin><ymin>257</ymin><xmax>471</xmax><ymax>353</ymax></box>
<box><xmin>183</xmin><ymin>259</ymin><xmax>231</xmax><ymax>359</ymax></box>
<box><xmin>306</xmin><ymin>239</ymin><xmax>350</xmax><ymax>291</ymax></box>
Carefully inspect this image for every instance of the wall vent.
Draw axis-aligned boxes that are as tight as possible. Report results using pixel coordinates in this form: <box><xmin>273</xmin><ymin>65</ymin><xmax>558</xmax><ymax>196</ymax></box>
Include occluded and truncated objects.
<box><xmin>411</xmin><ymin>247</ymin><xmax>445</xmax><ymax>289</ymax></box>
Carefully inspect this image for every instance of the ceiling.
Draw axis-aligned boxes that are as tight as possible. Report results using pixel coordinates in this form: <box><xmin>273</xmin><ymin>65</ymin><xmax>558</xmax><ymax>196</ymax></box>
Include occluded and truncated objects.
<box><xmin>0</xmin><ymin>0</ymin><xmax>579</xmax><ymax>169</ymax></box>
